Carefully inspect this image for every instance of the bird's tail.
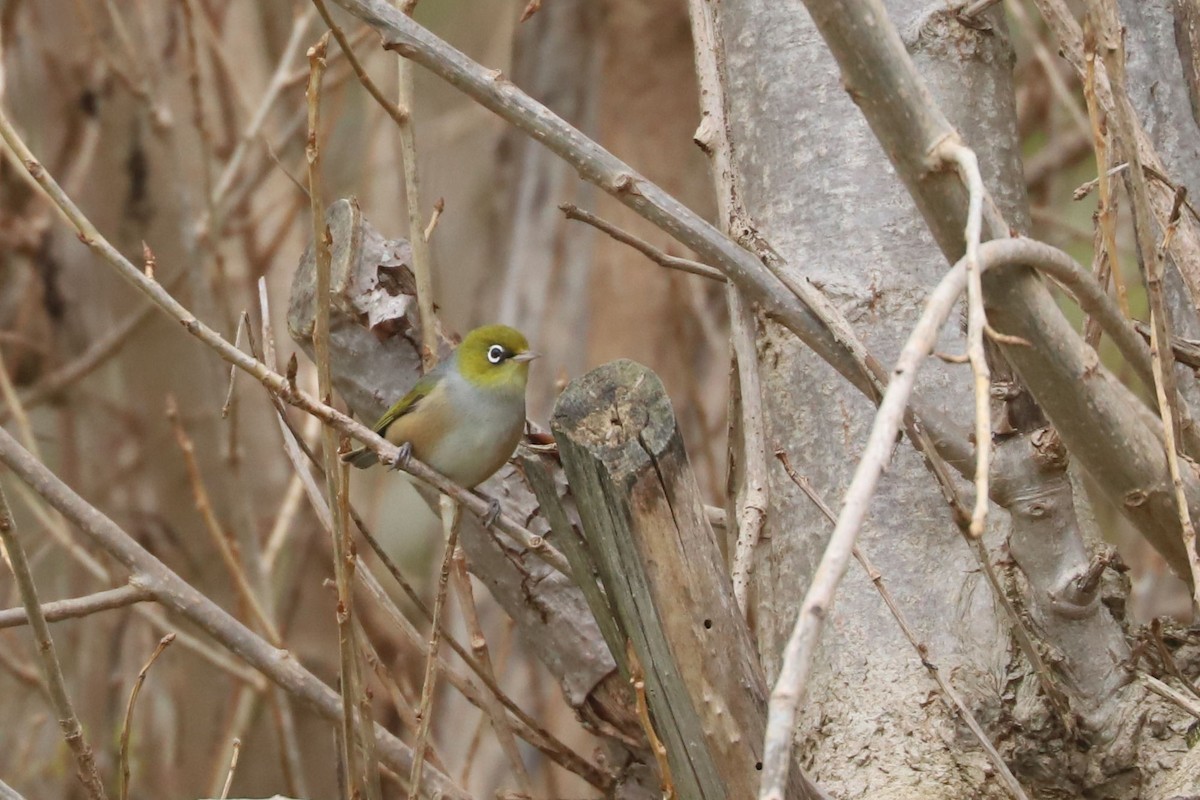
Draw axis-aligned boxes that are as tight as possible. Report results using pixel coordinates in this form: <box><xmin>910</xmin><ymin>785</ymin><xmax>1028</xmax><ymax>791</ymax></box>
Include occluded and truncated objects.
<box><xmin>343</xmin><ymin>447</ymin><xmax>379</xmax><ymax>469</ymax></box>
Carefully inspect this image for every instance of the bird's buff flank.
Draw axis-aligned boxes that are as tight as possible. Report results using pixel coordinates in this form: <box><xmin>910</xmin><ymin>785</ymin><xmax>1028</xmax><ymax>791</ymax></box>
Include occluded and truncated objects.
<box><xmin>343</xmin><ymin>325</ymin><xmax>538</xmax><ymax>489</ymax></box>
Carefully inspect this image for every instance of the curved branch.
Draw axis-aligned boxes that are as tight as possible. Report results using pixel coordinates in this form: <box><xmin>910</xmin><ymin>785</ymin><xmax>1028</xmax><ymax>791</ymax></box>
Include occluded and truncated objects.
<box><xmin>760</xmin><ymin>236</ymin><xmax>1178</xmax><ymax>800</ymax></box>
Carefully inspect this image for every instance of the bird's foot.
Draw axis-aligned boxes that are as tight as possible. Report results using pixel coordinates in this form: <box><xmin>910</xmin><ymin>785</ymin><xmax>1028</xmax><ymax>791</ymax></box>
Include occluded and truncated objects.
<box><xmin>388</xmin><ymin>442</ymin><xmax>413</xmax><ymax>471</ymax></box>
<box><xmin>481</xmin><ymin>496</ymin><xmax>502</xmax><ymax>528</ymax></box>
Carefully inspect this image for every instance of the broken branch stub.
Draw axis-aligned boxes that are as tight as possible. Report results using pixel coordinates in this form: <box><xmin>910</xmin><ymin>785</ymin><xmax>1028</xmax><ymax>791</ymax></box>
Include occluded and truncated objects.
<box><xmin>551</xmin><ymin>359</ymin><xmax>817</xmax><ymax>800</ymax></box>
<box><xmin>287</xmin><ymin>197</ymin><xmax>428</xmax><ymax>419</ymax></box>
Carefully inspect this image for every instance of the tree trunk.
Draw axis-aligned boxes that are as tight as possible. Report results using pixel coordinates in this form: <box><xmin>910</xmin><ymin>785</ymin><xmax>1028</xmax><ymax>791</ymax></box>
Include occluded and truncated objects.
<box><xmin>710</xmin><ymin>3</ymin><xmax>1025</xmax><ymax>796</ymax></box>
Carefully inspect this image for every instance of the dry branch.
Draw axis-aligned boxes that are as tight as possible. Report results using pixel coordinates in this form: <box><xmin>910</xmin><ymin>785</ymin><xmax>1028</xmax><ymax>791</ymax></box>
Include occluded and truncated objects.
<box><xmin>0</xmin><ymin>484</ymin><xmax>108</xmax><ymax>800</ymax></box>
<box><xmin>760</xmin><ymin>237</ymin><xmax>1141</xmax><ymax>797</ymax></box>
<box><xmin>0</xmin><ymin>584</ymin><xmax>153</xmax><ymax>629</ymax></box>
<box><xmin>788</xmin><ymin>0</ymin><xmax>1200</xmax><ymax>583</ymax></box>
<box><xmin>0</xmin><ymin>426</ymin><xmax>472</xmax><ymax>800</ymax></box>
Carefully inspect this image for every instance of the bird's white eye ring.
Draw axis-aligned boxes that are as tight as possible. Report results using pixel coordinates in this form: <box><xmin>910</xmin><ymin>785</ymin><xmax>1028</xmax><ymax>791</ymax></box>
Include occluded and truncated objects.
<box><xmin>487</xmin><ymin>344</ymin><xmax>506</xmax><ymax>364</ymax></box>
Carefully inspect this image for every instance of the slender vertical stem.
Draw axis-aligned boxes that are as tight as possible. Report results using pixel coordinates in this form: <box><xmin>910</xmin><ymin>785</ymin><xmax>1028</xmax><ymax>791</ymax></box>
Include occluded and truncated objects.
<box><xmin>394</xmin><ymin>1</ymin><xmax>438</xmax><ymax>370</ymax></box>
<box><xmin>409</xmin><ymin>496</ymin><xmax>460</xmax><ymax>800</ymax></box>
<box><xmin>118</xmin><ymin>634</ymin><xmax>176</xmax><ymax>800</ymax></box>
<box><xmin>306</xmin><ymin>32</ymin><xmax>374</xmax><ymax>798</ymax></box>
<box><xmin>686</xmin><ymin>0</ymin><xmax>770</xmax><ymax>617</ymax></box>
<box><xmin>448</xmin><ymin>548</ymin><xmax>534</xmax><ymax>795</ymax></box>
<box><xmin>0</xmin><ymin>484</ymin><xmax>108</xmax><ymax>800</ymax></box>
<box><xmin>937</xmin><ymin>141</ymin><xmax>991</xmax><ymax>540</ymax></box>
<box><xmin>1094</xmin><ymin>2</ymin><xmax>1200</xmax><ymax>608</ymax></box>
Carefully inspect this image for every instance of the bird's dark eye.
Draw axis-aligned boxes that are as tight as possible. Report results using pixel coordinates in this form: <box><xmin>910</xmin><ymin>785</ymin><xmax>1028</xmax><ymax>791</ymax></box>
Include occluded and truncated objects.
<box><xmin>487</xmin><ymin>344</ymin><xmax>507</xmax><ymax>364</ymax></box>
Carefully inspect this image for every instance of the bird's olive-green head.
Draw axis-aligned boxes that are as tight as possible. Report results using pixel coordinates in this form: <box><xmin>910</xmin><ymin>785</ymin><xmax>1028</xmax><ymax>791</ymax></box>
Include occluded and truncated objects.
<box><xmin>456</xmin><ymin>324</ymin><xmax>537</xmax><ymax>392</ymax></box>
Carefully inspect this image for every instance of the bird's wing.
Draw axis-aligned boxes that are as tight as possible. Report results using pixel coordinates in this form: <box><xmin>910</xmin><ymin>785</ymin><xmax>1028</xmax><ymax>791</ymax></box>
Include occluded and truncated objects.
<box><xmin>372</xmin><ymin>370</ymin><xmax>440</xmax><ymax>434</ymax></box>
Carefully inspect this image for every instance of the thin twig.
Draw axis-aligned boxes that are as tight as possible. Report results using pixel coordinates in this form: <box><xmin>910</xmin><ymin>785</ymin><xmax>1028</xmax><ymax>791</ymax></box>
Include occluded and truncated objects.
<box><xmin>0</xmin><ymin>584</ymin><xmax>153</xmax><ymax>629</ymax></box>
<box><xmin>423</xmin><ymin>196</ymin><xmax>444</xmax><ymax>242</ymax></box>
<box><xmin>627</xmin><ymin>641</ymin><xmax>674</xmax><ymax>800</ymax></box>
<box><xmin>1094</xmin><ymin>5</ymin><xmax>1200</xmax><ymax>603</ymax></box>
<box><xmin>519</xmin><ymin>0</ymin><xmax>542</xmax><ymax>23</ymax></box>
<box><xmin>775</xmin><ymin>451</ymin><xmax>1030</xmax><ymax>800</ymax></box>
<box><xmin>560</xmin><ymin>203</ymin><xmax>724</xmax><ymax>281</ymax></box>
<box><xmin>118</xmin><ymin>633</ymin><xmax>176</xmax><ymax>800</ymax></box>
<box><xmin>218</xmin><ymin>739</ymin><xmax>242</xmax><ymax>799</ymax></box>
<box><xmin>759</xmin><ymin>238</ymin><xmax>1101</xmax><ymax>799</ymax></box>
<box><xmin>221</xmin><ymin>311</ymin><xmax>249</xmax><ymax>418</ymax></box>
<box><xmin>1152</xmin><ymin>192</ymin><xmax>1200</xmax><ymax>608</ymax></box>
<box><xmin>310</xmin><ymin>0</ymin><xmax>409</xmax><ymax>129</ymax></box>
<box><xmin>1083</xmin><ymin>24</ymin><xmax>1130</xmax><ymax>328</ymax></box>
<box><xmin>1141</xmin><ymin>672</ymin><xmax>1200</xmax><ymax>720</ymax></box>
<box><xmin>166</xmin><ymin>395</ymin><xmax>282</xmax><ymax>642</ymax></box>
<box><xmin>448</xmin><ymin>547</ymin><xmax>535</xmax><ymax>795</ymax></box>
<box><xmin>937</xmin><ymin>141</ymin><xmax>991</xmax><ymax>540</ymax></box>
<box><xmin>395</xmin><ymin>0</ymin><xmax>439</xmax><ymax>370</ymax></box>
<box><xmin>409</xmin><ymin>496</ymin><xmax>460</xmax><ymax>800</ymax></box>
<box><xmin>0</xmin><ymin>484</ymin><xmax>108</xmax><ymax>800</ymax></box>
<box><xmin>307</xmin><ymin>32</ymin><xmax>375</xmax><ymax>799</ymax></box>
<box><xmin>727</xmin><ymin>288</ymin><xmax>769</xmax><ymax>615</ymax></box>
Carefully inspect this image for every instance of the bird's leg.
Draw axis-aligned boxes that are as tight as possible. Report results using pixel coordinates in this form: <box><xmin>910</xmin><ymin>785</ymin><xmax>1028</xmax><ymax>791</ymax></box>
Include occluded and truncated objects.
<box><xmin>477</xmin><ymin>494</ymin><xmax>502</xmax><ymax>528</ymax></box>
<box><xmin>387</xmin><ymin>441</ymin><xmax>413</xmax><ymax>471</ymax></box>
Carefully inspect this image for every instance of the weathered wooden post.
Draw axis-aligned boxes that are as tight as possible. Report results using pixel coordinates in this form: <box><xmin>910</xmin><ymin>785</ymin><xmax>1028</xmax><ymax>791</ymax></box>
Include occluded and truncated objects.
<box><xmin>551</xmin><ymin>359</ymin><xmax>819</xmax><ymax>800</ymax></box>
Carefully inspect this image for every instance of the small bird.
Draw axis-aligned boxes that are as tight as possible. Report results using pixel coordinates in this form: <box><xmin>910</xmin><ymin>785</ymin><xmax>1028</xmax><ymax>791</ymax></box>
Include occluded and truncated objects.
<box><xmin>344</xmin><ymin>324</ymin><xmax>537</xmax><ymax>489</ymax></box>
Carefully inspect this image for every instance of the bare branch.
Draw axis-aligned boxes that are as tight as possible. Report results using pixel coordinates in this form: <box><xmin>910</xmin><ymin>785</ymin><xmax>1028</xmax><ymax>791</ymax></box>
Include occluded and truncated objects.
<box><xmin>0</xmin><ymin>425</ymin><xmax>473</xmax><ymax>800</ymax></box>
<box><xmin>775</xmin><ymin>451</ymin><xmax>1030</xmax><ymax>800</ymax></box>
<box><xmin>559</xmin><ymin>203</ymin><xmax>724</xmax><ymax>281</ymax></box>
<box><xmin>759</xmin><ymin>236</ymin><xmax>1136</xmax><ymax>799</ymax></box>
<box><xmin>936</xmin><ymin>140</ymin><xmax>992</xmax><ymax>540</ymax></box>
<box><xmin>0</xmin><ymin>95</ymin><xmax>566</xmax><ymax>575</ymax></box>
<box><xmin>0</xmin><ymin>485</ymin><xmax>108</xmax><ymax>800</ymax></box>
<box><xmin>409</xmin><ymin>497</ymin><xmax>459</xmax><ymax>800</ymax></box>
<box><xmin>118</xmin><ymin>634</ymin><xmax>176</xmax><ymax>800</ymax></box>
<box><xmin>395</xmin><ymin>0</ymin><xmax>439</xmax><ymax>371</ymax></box>
<box><xmin>0</xmin><ymin>584</ymin><xmax>153</xmax><ymax>629</ymax></box>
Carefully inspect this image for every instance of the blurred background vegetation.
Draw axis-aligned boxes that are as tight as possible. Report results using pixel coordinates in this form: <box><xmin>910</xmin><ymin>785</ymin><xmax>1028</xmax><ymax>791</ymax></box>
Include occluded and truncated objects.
<box><xmin>0</xmin><ymin>0</ymin><xmax>1178</xmax><ymax>796</ymax></box>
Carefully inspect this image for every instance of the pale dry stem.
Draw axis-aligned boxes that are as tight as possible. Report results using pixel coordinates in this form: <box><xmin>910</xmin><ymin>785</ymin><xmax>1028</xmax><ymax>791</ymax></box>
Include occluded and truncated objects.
<box><xmin>0</xmin><ymin>485</ymin><xmax>108</xmax><ymax>800</ymax></box>
<box><xmin>409</xmin><ymin>496</ymin><xmax>461</xmax><ymax>800</ymax></box>
<box><xmin>311</xmin><ymin>0</ymin><xmax>410</xmax><ymax>129</ymax></box>
<box><xmin>936</xmin><ymin>140</ymin><xmax>991</xmax><ymax>541</ymax></box>
<box><xmin>627</xmin><ymin>641</ymin><xmax>674</xmax><ymax>800</ymax></box>
<box><xmin>118</xmin><ymin>633</ymin><xmax>176</xmax><ymax>800</ymax></box>
<box><xmin>448</xmin><ymin>547</ymin><xmax>535</xmax><ymax>795</ymax></box>
<box><xmin>775</xmin><ymin>451</ymin><xmax>1029</xmax><ymax>800</ymax></box>
<box><xmin>759</xmin><ymin>238</ymin><xmax>1101</xmax><ymax>799</ymax></box>
<box><xmin>395</xmin><ymin>0</ymin><xmax>439</xmax><ymax>371</ymax></box>
<box><xmin>308</xmin><ymin>31</ymin><xmax>378</xmax><ymax>799</ymax></box>
<box><xmin>218</xmin><ymin>739</ymin><xmax>242</xmax><ymax>800</ymax></box>
<box><xmin>0</xmin><ymin>584</ymin><xmax>153</xmax><ymax>629</ymax></box>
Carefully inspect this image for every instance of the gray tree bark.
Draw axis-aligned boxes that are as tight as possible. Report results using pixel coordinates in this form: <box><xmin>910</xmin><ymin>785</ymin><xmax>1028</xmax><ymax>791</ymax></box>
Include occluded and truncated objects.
<box><xmin>711</xmin><ymin>3</ymin><xmax>1022</xmax><ymax>797</ymax></box>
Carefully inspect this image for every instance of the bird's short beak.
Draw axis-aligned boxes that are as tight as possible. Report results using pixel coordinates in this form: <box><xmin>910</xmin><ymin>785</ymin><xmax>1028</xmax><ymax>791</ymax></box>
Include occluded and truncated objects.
<box><xmin>512</xmin><ymin>351</ymin><xmax>541</xmax><ymax>363</ymax></box>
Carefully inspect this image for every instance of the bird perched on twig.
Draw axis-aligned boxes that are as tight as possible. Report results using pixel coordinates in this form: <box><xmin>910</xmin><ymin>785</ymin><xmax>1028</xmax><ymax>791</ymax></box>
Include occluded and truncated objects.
<box><xmin>344</xmin><ymin>324</ymin><xmax>538</xmax><ymax>491</ymax></box>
